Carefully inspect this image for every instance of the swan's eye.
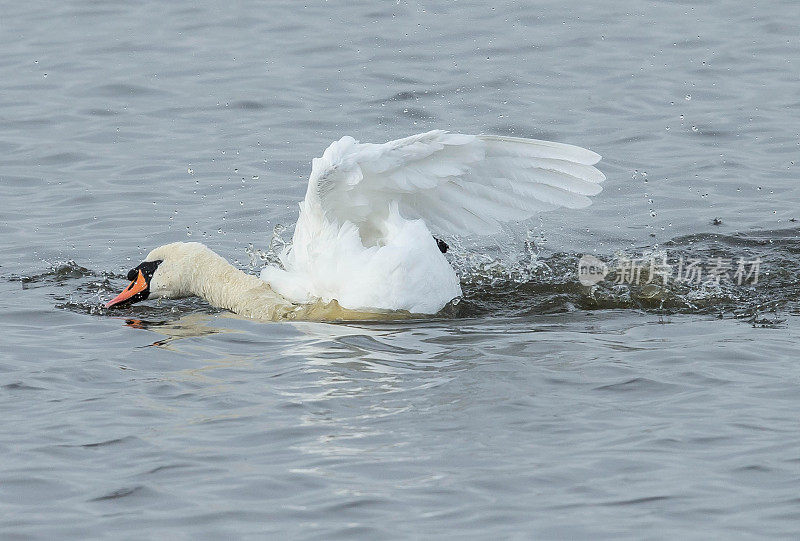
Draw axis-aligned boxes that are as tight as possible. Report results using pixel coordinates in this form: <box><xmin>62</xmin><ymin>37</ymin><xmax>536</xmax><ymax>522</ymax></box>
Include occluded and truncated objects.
<box><xmin>137</xmin><ymin>260</ymin><xmax>162</xmax><ymax>280</ymax></box>
<box><xmin>127</xmin><ymin>260</ymin><xmax>161</xmax><ymax>282</ymax></box>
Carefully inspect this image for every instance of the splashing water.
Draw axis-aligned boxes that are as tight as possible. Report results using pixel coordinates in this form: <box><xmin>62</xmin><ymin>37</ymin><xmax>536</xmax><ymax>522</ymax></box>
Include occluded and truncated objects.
<box><xmin>447</xmin><ymin>227</ymin><xmax>800</xmax><ymax>322</ymax></box>
<box><xmin>11</xmin><ymin>227</ymin><xmax>799</xmax><ymax>325</ymax></box>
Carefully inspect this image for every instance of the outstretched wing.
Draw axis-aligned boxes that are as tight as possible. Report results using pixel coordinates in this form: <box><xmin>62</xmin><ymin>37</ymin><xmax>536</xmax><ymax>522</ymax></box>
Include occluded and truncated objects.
<box><xmin>306</xmin><ymin>130</ymin><xmax>604</xmax><ymax>237</ymax></box>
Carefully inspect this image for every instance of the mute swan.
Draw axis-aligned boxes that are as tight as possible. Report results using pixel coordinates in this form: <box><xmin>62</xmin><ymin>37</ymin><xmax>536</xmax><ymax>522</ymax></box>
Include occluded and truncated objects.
<box><xmin>105</xmin><ymin>130</ymin><xmax>604</xmax><ymax>320</ymax></box>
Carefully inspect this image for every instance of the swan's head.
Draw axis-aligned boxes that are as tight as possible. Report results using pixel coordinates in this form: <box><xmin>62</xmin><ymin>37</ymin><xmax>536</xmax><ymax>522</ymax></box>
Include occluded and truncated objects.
<box><xmin>105</xmin><ymin>242</ymin><xmax>204</xmax><ymax>308</ymax></box>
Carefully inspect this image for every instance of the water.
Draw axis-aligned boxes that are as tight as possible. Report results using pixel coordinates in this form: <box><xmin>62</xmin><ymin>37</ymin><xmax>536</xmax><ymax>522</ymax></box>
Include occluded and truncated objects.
<box><xmin>2</xmin><ymin>0</ymin><xmax>800</xmax><ymax>538</ymax></box>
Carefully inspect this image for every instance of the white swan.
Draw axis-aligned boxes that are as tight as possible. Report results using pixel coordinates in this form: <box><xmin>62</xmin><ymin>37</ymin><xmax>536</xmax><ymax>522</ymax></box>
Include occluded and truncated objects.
<box><xmin>105</xmin><ymin>130</ymin><xmax>604</xmax><ymax>320</ymax></box>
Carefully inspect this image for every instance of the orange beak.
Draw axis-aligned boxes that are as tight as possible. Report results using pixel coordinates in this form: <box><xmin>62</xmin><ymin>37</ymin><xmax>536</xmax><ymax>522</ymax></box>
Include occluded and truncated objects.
<box><xmin>105</xmin><ymin>270</ymin><xmax>148</xmax><ymax>308</ymax></box>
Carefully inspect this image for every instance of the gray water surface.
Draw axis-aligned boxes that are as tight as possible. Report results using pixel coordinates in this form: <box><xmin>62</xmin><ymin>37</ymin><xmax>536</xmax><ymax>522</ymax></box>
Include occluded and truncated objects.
<box><xmin>2</xmin><ymin>0</ymin><xmax>800</xmax><ymax>538</ymax></box>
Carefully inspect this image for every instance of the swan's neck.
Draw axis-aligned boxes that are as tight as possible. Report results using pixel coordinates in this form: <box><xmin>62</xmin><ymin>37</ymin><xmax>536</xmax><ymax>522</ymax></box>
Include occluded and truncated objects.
<box><xmin>182</xmin><ymin>246</ymin><xmax>296</xmax><ymax>320</ymax></box>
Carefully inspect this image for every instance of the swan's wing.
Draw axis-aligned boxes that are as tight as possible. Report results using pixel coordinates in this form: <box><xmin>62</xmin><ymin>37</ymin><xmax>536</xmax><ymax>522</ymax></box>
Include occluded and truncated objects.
<box><xmin>307</xmin><ymin>130</ymin><xmax>604</xmax><ymax>236</ymax></box>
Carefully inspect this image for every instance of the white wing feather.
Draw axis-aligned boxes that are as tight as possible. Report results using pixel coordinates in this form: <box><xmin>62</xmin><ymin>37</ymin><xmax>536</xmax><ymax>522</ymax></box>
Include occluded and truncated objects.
<box><xmin>263</xmin><ymin>130</ymin><xmax>603</xmax><ymax>312</ymax></box>
<box><xmin>306</xmin><ymin>130</ymin><xmax>604</xmax><ymax>237</ymax></box>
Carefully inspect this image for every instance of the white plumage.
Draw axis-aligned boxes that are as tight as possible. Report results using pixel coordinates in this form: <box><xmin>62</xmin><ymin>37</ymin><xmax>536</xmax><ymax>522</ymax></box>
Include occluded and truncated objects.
<box><xmin>261</xmin><ymin>130</ymin><xmax>604</xmax><ymax>314</ymax></box>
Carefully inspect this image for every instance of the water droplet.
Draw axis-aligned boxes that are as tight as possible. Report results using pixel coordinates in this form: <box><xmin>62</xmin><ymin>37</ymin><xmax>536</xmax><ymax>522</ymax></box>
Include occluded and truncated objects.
<box><xmin>187</xmin><ymin>168</ymin><xmax>194</xmax><ymax>174</ymax></box>
<box><xmin>685</xmin><ymin>94</ymin><xmax>691</xmax><ymax>100</ymax></box>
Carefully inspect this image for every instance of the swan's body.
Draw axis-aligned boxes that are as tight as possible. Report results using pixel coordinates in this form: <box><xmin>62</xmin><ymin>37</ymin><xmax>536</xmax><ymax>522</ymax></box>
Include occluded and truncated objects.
<box><xmin>261</xmin><ymin>130</ymin><xmax>603</xmax><ymax>314</ymax></box>
<box><xmin>106</xmin><ymin>130</ymin><xmax>604</xmax><ymax>320</ymax></box>
<box><xmin>261</xmin><ymin>202</ymin><xmax>461</xmax><ymax>313</ymax></box>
